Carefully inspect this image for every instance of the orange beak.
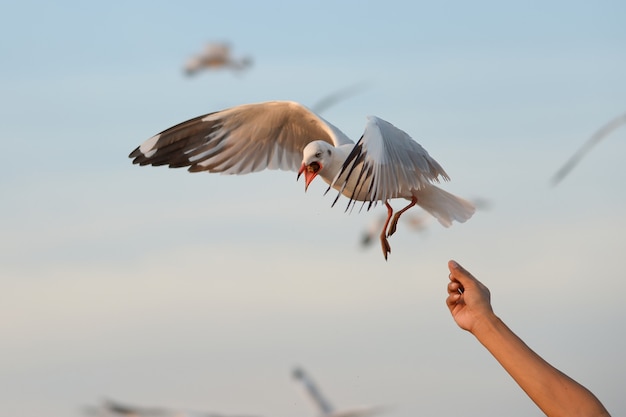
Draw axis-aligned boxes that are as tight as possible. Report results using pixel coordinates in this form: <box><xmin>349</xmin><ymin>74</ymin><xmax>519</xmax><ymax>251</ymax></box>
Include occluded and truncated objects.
<box><xmin>297</xmin><ymin>162</ymin><xmax>321</xmax><ymax>192</ymax></box>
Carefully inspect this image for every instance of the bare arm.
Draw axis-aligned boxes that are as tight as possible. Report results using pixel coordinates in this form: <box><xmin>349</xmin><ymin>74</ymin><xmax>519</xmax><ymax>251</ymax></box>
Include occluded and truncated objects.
<box><xmin>446</xmin><ymin>260</ymin><xmax>610</xmax><ymax>417</ymax></box>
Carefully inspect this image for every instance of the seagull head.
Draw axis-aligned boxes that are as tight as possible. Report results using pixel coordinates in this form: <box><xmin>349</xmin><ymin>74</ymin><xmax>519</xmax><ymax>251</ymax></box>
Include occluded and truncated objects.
<box><xmin>298</xmin><ymin>141</ymin><xmax>333</xmax><ymax>191</ymax></box>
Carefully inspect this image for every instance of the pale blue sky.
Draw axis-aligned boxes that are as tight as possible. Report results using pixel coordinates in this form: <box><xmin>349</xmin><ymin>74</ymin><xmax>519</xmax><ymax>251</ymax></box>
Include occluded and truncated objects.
<box><xmin>1</xmin><ymin>1</ymin><xmax>625</xmax><ymax>416</ymax></box>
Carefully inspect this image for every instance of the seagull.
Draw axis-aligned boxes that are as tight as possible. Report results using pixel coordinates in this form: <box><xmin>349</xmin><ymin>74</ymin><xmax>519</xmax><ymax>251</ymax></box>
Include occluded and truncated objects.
<box><xmin>360</xmin><ymin>197</ymin><xmax>490</xmax><ymax>247</ymax></box>
<box><xmin>551</xmin><ymin>112</ymin><xmax>626</xmax><ymax>185</ymax></box>
<box><xmin>129</xmin><ymin>101</ymin><xmax>475</xmax><ymax>259</ymax></box>
<box><xmin>84</xmin><ymin>398</ymin><xmax>260</xmax><ymax>417</ymax></box>
<box><xmin>310</xmin><ymin>81</ymin><xmax>371</xmax><ymax>114</ymax></box>
<box><xmin>83</xmin><ymin>398</ymin><xmax>165</xmax><ymax>417</ymax></box>
<box><xmin>360</xmin><ymin>211</ymin><xmax>431</xmax><ymax>248</ymax></box>
<box><xmin>292</xmin><ymin>367</ymin><xmax>385</xmax><ymax>417</ymax></box>
<box><xmin>184</xmin><ymin>42</ymin><xmax>252</xmax><ymax>76</ymax></box>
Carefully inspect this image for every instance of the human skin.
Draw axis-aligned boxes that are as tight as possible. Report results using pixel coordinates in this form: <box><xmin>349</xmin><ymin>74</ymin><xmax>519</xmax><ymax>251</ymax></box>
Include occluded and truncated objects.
<box><xmin>445</xmin><ymin>260</ymin><xmax>610</xmax><ymax>417</ymax></box>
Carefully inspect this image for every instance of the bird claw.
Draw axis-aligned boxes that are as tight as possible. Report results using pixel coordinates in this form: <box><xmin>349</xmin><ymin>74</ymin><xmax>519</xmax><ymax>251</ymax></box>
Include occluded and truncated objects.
<box><xmin>380</xmin><ymin>236</ymin><xmax>391</xmax><ymax>260</ymax></box>
<box><xmin>387</xmin><ymin>214</ymin><xmax>401</xmax><ymax>237</ymax></box>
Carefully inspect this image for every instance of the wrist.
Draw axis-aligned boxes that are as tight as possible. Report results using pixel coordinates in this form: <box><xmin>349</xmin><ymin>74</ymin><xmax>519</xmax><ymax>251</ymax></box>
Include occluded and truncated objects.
<box><xmin>469</xmin><ymin>311</ymin><xmax>501</xmax><ymax>339</ymax></box>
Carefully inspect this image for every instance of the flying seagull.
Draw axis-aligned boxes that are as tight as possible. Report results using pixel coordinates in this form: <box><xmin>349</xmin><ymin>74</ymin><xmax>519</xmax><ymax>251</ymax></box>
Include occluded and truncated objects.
<box><xmin>360</xmin><ymin>211</ymin><xmax>432</xmax><ymax>248</ymax></box>
<box><xmin>360</xmin><ymin>197</ymin><xmax>490</xmax><ymax>247</ymax></box>
<box><xmin>292</xmin><ymin>367</ymin><xmax>385</xmax><ymax>417</ymax></box>
<box><xmin>184</xmin><ymin>42</ymin><xmax>252</xmax><ymax>76</ymax></box>
<box><xmin>129</xmin><ymin>101</ymin><xmax>475</xmax><ymax>259</ymax></box>
<box><xmin>551</xmin><ymin>112</ymin><xmax>626</xmax><ymax>185</ymax></box>
<box><xmin>310</xmin><ymin>81</ymin><xmax>371</xmax><ymax>114</ymax></box>
<box><xmin>84</xmin><ymin>398</ymin><xmax>260</xmax><ymax>417</ymax></box>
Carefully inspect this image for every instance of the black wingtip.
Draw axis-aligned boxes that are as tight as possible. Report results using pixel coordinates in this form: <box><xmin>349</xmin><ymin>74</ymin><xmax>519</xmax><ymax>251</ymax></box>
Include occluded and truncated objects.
<box><xmin>128</xmin><ymin>147</ymin><xmax>141</xmax><ymax>159</ymax></box>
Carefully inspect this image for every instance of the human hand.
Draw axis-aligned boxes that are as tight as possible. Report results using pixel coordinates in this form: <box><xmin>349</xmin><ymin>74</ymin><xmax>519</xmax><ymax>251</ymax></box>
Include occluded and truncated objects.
<box><xmin>446</xmin><ymin>260</ymin><xmax>495</xmax><ymax>333</ymax></box>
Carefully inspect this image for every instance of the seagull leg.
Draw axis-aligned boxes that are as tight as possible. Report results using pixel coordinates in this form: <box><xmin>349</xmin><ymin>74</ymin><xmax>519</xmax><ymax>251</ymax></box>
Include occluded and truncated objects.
<box><xmin>387</xmin><ymin>196</ymin><xmax>417</xmax><ymax>237</ymax></box>
<box><xmin>380</xmin><ymin>201</ymin><xmax>394</xmax><ymax>260</ymax></box>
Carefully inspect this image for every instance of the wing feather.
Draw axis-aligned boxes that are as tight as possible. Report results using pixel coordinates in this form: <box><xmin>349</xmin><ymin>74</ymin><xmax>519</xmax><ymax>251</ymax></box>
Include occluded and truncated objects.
<box><xmin>129</xmin><ymin>101</ymin><xmax>353</xmax><ymax>175</ymax></box>
<box><xmin>551</xmin><ymin>112</ymin><xmax>626</xmax><ymax>185</ymax></box>
<box><xmin>329</xmin><ymin>116</ymin><xmax>450</xmax><ymax>209</ymax></box>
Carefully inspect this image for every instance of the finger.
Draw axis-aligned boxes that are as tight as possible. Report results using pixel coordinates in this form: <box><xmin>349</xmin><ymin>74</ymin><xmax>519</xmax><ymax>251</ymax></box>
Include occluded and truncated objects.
<box><xmin>446</xmin><ymin>292</ymin><xmax>462</xmax><ymax>308</ymax></box>
<box><xmin>447</xmin><ymin>280</ymin><xmax>463</xmax><ymax>295</ymax></box>
<box><xmin>448</xmin><ymin>269</ymin><xmax>465</xmax><ymax>291</ymax></box>
<box><xmin>448</xmin><ymin>260</ymin><xmax>477</xmax><ymax>288</ymax></box>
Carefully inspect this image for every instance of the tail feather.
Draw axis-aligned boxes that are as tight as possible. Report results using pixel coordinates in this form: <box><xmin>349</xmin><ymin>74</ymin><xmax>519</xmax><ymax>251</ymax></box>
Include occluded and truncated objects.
<box><xmin>412</xmin><ymin>185</ymin><xmax>475</xmax><ymax>227</ymax></box>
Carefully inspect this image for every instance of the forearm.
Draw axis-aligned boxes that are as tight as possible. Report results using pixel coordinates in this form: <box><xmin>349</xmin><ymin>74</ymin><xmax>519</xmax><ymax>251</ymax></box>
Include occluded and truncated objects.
<box><xmin>471</xmin><ymin>314</ymin><xmax>610</xmax><ymax>417</ymax></box>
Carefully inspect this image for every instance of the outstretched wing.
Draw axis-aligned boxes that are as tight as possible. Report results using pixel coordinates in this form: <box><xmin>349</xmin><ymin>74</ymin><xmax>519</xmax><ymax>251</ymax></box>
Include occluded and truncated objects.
<box><xmin>129</xmin><ymin>101</ymin><xmax>353</xmax><ymax>175</ymax></box>
<box><xmin>292</xmin><ymin>367</ymin><xmax>335</xmax><ymax>415</ymax></box>
<box><xmin>329</xmin><ymin>116</ymin><xmax>449</xmax><ymax>210</ymax></box>
<box><xmin>551</xmin><ymin>112</ymin><xmax>626</xmax><ymax>185</ymax></box>
<box><xmin>310</xmin><ymin>81</ymin><xmax>370</xmax><ymax>114</ymax></box>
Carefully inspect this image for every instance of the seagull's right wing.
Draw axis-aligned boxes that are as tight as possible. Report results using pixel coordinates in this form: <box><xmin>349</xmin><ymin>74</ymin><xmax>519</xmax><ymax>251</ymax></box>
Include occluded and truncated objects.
<box><xmin>329</xmin><ymin>116</ymin><xmax>449</xmax><ymax>210</ymax></box>
<box><xmin>129</xmin><ymin>101</ymin><xmax>353</xmax><ymax>175</ymax></box>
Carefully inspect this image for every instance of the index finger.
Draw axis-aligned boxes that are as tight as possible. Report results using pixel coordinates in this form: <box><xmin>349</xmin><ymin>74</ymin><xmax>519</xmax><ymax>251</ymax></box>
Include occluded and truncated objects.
<box><xmin>447</xmin><ymin>280</ymin><xmax>463</xmax><ymax>295</ymax></box>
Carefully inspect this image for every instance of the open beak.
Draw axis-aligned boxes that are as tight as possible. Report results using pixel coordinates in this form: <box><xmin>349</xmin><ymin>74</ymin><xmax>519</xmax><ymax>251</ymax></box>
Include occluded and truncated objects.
<box><xmin>297</xmin><ymin>162</ymin><xmax>321</xmax><ymax>192</ymax></box>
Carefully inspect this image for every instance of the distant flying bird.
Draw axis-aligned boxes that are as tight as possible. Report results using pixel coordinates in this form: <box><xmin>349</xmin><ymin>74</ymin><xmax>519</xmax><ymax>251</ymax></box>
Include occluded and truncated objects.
<box><xmin>360</xmin><ymin>211</ymin><xmax>431</xmax><ymax>248</ymax></box>
<box><xmin>551</xmin><ymin>112</ymin><xmax>626</xmax><ymax>185</ymax></box>
<box><xmin>360</xmin><ymin>197</ymin><xmax>490</xmax><ymax>247</ymax></box>
<box><xmin>292</xmin><ymin>367</ymin><xmax>385</xmax><ymax>417</ymax></box>
<box><xmin>84</xmin><ymin>398</ymin><xmax>260</xmax><ymax>417</ymax></box>
<box><xmin>310</xmin><ymin>81</ymin><xmax>371</xmax><ymax>114</ymax></box>
<box><xmin>129</xmin><ymin>101</ymin><xmax>475</xmax><ymax>259</ymax></box>
<box><xmin>184</xmin><ymin>42</ymin><xmax>252</xmax><ymax>76</ymax></box>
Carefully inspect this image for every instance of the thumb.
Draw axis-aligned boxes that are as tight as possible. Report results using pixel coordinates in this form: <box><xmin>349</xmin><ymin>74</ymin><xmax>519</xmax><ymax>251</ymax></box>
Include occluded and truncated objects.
<box><xmin>448</xmin><ymin>260</ymin><xmax>478</xmax><ymax>289</ymax></box>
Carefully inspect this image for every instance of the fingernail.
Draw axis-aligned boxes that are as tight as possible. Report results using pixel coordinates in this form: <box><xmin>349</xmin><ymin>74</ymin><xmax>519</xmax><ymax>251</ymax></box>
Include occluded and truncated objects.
<box><xmin>450</xmin><ymin>260</ymin><xmax>460</xmax><ymax>269</ymax></box>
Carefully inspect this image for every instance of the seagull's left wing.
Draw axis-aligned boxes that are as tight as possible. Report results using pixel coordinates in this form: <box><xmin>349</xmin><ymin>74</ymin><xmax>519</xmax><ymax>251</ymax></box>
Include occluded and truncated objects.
<box><xmin>329</xmin><ymin>116</ymin><xmax>449</xmax><ymax>210</ymax></box>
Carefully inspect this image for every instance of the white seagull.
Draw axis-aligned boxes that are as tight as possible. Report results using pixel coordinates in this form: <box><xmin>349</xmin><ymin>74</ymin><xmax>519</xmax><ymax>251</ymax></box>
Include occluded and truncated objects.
<box><xmin>292</xmin><ymin>367</ymin><xmax>385</xmax><ymax>417</ymax></box>
<box><xmin>129</xmin><ymin>101</ymin><xmax>475</xmax><ymax>259</ymax></box>
<box><xmin>551</xmin><ymin>112</ymin><xmax>626</xmax><ymax>185</ymax></box>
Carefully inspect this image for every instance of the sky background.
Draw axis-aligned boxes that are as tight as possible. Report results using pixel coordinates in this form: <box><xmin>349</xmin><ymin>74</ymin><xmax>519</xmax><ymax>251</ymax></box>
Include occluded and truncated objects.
<box><xmin>1</xmin><ymin>1</ymin><xmax>625</xmax><ymax>416</ymax></box>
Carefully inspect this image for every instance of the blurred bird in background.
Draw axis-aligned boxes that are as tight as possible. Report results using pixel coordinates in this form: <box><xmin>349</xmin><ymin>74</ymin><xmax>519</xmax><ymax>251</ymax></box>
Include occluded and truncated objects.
<box><xmin>292</xmin><ymin>367</ymin><xmax>386</xmax><ymax>417</ymax></box>
<box><xmin>310</xmin><ymin>81</ymin><xmax>371</xmax><ymax>114</ymax></box>
<box><xmin>551</xmin><ymin>112</ymin><xmax>626</xmax><ymax>185</ymax></box>
<box><xmin>184</xmin><ymin>42</ymin><xmax>253</xmax><ymax>76</ymax></box>
<box><xmin>359</xmin><ymin>197</ymin><xmax>490</xmax><ymax>248</ymax></box>
<box><xmin>84</xmin><ymin>398</ymin><xmax>261</xmax><ymax>417</ymax></box>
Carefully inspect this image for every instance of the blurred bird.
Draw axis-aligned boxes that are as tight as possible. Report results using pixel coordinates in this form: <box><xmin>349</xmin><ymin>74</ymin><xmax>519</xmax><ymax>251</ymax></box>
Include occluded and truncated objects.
<box><xmin>184</xmin><ymin>42</ymin><xmax>252</xmax><ymax>76</ymax></box>
<box><xmin>310</xmin><ymin>81</ymin><xmax>371</xmax><ymax>114</ymax></box>
<box><xmin>129</xmin><ymin>101</ymin><xmax>475</xmax><ymax>259</ymax></box>
<box><xmin>84</xmin><ymin>398</ymin><xmax>260</xmax><ymax>417</ymax></box>
<box><xmin>551</xmin><ymin>112</ymin><xmax>626</xmax><ymax>185</ymax></box>
<box><xmin>360</xmin><ymin>197</ymin><xmax>490</xmax><ymax>247</ymax></box>
<box><xmin>292</xmin><ymin>367</ymin><xmax>385</xmax><ymax>417</ymax></box>
<box><xmin>360</xmin><ymin>211</ymin><xmax>431</xmax><ymax>247</ymax></box>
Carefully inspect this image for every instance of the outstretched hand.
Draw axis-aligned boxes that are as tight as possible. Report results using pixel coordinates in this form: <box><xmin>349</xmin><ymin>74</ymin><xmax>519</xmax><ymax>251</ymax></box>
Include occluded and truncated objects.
<box><xmin>446</xmin><ymin>260</ymin><xmax>494</xmax><ymax>333</ymax></box>
<box><xmin>445</xmin><ymin>260</ymin><xmax>612</xmax><ymax>416</ymax></box>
